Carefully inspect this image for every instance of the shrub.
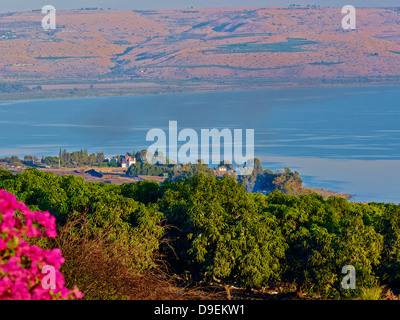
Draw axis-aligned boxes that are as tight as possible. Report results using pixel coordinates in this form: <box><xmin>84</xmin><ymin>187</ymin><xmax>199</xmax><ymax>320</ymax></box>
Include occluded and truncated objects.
<box><xmin>263</xmin><ymin>192</ymin><xmax>383</xmax><ymax>298</ymax></box>
<box><xmin>358</xmin><ymin>286</ymin><xmax>384</xmax><ymax>300</ymax></box>
<box><xmin>0</xmin><ymin>169</ymin><xmax>165</xmax><ymax>271</ymax></box>
<box><xmin>159</xmin><ymin>174</ymin><xmax>287</xmax><ymax>287</ymax></box>
<box><xmin>53</xmin><ymin>215</ymin><xmax>179</xmax><ymax>300</ymax></box>
<box><xmin>0</xmin><ymin>189</ymin><xmax>82</xmax><ymax>300</ymax></box>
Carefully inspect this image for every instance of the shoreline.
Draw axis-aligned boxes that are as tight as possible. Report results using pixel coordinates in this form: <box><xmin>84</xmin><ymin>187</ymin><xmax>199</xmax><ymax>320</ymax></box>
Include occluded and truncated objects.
<box><xmin>1</xmin><ymin>79</ymin><xmax>400</xmax><ymax>103</ymax></box>
<box><xmin>0</xmin><ymin>163</ymin><xmax>354</xmax><ymax>202</ymax></box>
<box><xmin>0</xmin><ymin>83</ymin><xmax>397</xmax><ymax>204</ymax></box>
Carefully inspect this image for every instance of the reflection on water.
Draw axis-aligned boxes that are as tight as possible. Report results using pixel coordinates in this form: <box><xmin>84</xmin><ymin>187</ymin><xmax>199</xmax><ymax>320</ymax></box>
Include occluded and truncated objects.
<box><xmin>0</xmin><ymin>85</ymin><xmax>399</xmax><ymax>203</ymax></box>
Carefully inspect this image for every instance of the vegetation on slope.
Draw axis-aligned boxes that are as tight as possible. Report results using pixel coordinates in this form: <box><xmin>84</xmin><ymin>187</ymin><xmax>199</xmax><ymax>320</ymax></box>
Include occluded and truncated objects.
<box><xmin>0</xmin><ymin>167</ymin><xmax>399</xmax><ymax>299</ymax></box>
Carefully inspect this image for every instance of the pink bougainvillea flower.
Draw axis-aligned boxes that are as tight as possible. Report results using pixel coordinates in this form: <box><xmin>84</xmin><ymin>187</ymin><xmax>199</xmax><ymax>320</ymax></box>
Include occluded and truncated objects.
<box><xmin>0</xmin><ymin>189</ymin><xmax>82</xmax><ymax>300</ymax></box>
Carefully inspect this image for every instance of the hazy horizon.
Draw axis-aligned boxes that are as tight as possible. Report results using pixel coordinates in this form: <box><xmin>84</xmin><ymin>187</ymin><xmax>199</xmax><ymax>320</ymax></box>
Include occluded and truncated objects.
<box><xmin>0</xmin><ymin>0</ymin><xmax>399</xmax><ymax>12</ymax></box>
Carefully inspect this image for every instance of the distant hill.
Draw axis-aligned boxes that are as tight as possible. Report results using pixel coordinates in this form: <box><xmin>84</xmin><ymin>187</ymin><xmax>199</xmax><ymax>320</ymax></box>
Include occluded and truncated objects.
<box><xmin>1</xmin><ymin>7</ymin><xmax>400</xmax><ymax>96</ymax></box>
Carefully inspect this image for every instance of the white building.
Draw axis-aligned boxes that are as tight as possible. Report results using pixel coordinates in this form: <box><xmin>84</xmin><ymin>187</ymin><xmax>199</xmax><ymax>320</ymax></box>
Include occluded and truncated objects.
<box><xmin>125</xmin><ymin>155</ymin><xmax>136</xmax><ymax>167</ymax></box>
<box><xmin>217</xmin><ymin>166</ymin><xmax>227</xmax><ymax>172</ymax></box>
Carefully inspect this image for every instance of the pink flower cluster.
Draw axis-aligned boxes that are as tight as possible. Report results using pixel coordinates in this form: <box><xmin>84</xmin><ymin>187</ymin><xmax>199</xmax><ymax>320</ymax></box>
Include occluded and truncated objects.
<box><xmin>0</xmin><ymin>189</ymin><xmax>83</xmax><ymax>300</ymax></box>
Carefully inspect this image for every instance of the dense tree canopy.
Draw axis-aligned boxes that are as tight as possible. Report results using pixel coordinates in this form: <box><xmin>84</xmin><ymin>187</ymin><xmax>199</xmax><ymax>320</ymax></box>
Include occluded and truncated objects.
<box><xmin>0</xmin><ymin>167</ymin><xmax>399</xmax><ymax>298</ymax></box>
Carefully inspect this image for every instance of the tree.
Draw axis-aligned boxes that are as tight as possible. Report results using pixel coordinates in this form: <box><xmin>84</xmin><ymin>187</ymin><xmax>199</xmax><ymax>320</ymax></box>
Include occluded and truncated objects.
<box><xmin>263</xmin><ymin>192</ymin><xmax>383</xmax><ymax>298</ymax></box>
<box><xmin>219</xmin><ymin>160</ymin><xmax>233</xmax><ymax>170</ymax></box>
<box><xmin>11</xmin><ymin>156</ymin><xmax>21</xmax><ymax>166</ymax></box>
<box><xmin>96</xmin><ymin>152</ymin><xmax>105</xmax><ymax>164</ymax></box>
<box><xmin>23</xmin><ymin>155</ymin><xmax>34</xmax><ymax>164</ymax></box>
<box><xmin>159</xmin><ymin>174</ymin><xmax>287</xmax><ymax>286</ymax></box>
<box><xmin>135</xmin><ymin>150</ymin><xmax>148</xmax><ymax>163</ymax></box>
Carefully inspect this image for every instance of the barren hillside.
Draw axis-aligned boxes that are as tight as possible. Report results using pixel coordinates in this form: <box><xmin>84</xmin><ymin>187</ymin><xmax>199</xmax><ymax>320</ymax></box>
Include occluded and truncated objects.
<box><xmin>1</xmin><ymin>6</ymin><xmax>400</xmax><ymax>94</ymax></box>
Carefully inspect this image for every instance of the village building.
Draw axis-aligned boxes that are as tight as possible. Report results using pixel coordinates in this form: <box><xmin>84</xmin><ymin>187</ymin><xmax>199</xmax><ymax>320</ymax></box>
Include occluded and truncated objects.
<box><xmin>124</xmin><ymin>155</ymin><xmax>136</xmax><ymax>167</ymax></box>
<box><xmin>217</xmin><ymin>166</ymin><xmax>227</xmax><ymax>172</ymax></box>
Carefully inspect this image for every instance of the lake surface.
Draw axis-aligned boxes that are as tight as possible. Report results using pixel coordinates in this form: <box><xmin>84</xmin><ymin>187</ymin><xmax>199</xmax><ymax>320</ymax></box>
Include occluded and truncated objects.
<box><xmin>0</xmin><ymin>86</ymin><xmax>399</xmax><ymax>203</ymax></box>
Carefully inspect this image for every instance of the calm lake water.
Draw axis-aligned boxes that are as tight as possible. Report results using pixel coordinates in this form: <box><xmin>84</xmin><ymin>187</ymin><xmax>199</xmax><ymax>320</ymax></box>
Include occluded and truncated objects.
<box><xmin>0</xmin><ymin>86</ymin><xmax>399</xmax><ymax>203</ymax></box>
